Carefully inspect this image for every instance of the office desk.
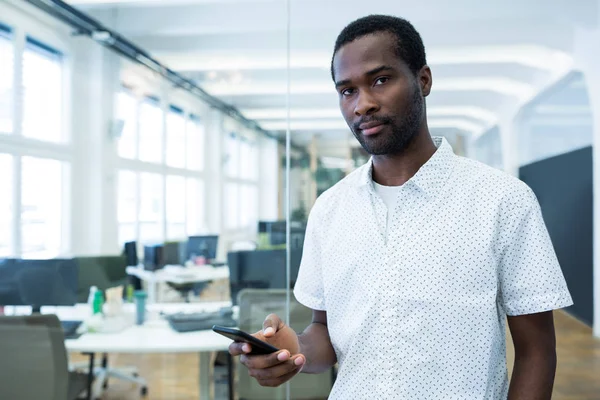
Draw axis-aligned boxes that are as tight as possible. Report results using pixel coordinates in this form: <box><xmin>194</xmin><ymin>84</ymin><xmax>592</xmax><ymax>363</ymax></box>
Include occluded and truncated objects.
<box><xmin>9</xmin><ymin>302</ymin><xmax>234</xmax><ymax>400</ymax></box>
<box><xmin>126</xmin><ymin>265</ymin><xmax>230</xmax><ymax>303</ymax></box>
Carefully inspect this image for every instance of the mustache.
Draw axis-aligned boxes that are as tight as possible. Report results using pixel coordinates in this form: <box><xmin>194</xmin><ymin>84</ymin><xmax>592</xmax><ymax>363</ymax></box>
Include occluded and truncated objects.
<box><xmin>353</xmin><ymin>115</ymin><xmax>393</xmax><ymax>132</ymax></box>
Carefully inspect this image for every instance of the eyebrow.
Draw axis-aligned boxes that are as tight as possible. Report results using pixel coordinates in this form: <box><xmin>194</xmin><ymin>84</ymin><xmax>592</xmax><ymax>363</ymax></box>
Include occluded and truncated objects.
<box><xmin>335</xmin><ymin>65</ymin><xmax>395</xmax><ymax>88</ymax></box>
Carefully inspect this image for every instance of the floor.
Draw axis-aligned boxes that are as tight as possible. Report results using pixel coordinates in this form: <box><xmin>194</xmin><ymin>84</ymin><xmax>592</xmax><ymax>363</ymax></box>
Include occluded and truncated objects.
<box><xmin>71</xmin><ymin>284</ymin><xmax>600</xmax><ymax>400</ymax></box>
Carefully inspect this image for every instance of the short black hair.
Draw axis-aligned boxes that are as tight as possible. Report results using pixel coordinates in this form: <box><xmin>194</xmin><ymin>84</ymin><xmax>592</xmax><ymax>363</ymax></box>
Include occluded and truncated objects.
<box><xmin>331</xmin><ymin>15</ymin><xmax>427</xmax><ymax>81</ymax></box>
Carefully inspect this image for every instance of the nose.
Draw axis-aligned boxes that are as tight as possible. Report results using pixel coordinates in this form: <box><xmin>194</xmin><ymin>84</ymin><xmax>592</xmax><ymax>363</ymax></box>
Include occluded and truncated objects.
<box><xmin>354</xmin><ymin>90</ymin><xmax>379</xmax><ymax>116</ymax></box>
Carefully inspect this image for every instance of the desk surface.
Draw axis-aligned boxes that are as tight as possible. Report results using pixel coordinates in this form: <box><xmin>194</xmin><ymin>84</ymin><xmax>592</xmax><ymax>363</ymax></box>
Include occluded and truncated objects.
<box><xmin>126</xmin><ymin>265</ymin><xmax>230</xmax><ymax>284</ymax></box>
<box><xmin>66</xmin><ymin>320</ymin><xmax>232</xmax><ymax>353</ymax></box>
<box><xmin>26</xmin><ymin>302</ymin><xmax>234</xmax><ymax>354</ymax></box>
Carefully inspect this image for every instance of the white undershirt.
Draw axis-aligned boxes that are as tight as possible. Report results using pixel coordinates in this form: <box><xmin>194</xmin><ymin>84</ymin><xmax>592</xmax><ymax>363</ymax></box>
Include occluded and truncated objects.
<box><xmin>373</xmin><ymin>181</ymin><xmax>402</xmax><ymax>236</ymax></box>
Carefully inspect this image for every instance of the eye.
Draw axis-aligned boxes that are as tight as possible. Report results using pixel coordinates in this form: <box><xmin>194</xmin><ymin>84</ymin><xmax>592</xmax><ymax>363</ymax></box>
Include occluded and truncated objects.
<box><xmin>341</xmin><ymin>88</ymin><xmax>355</xmax><ymax>97</ymax></box>
<box><xmin>374</xmin><ymin>77</ymin><xmax>389</xmax><ymax>86</ymax></box>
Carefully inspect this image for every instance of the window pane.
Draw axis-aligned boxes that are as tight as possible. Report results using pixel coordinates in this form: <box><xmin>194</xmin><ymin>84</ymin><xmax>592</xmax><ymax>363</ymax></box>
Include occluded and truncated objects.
<box><xmin>186</xmin><ymin>178</ymin><xmax>204</xmax><ymax>235</ymax></box>
<box><xmin>166</xmin><ymin>224</ymin><xmax>186</xmax><ymax>241</ymax></box>
<box><xmin>166</xmin><ymin>108</ymin><xmax>186</xmax><ymax>168</ymax></box>
<box><xmin>226</xmin><ymin>134</ymin><xmax>240</xmax><ymax>178</ymax></box>
<box><xmin>0</xmin><ymin>154</ymin><xmax>12</xmax><ymax>257</ymax></box>
<box><xmin>22</xmin><ymin>38</ymin><xmax>63</xmax><ymax>143</ymax></box>
<box><xmin>240</xmin><ymin>184</ymin><xmax>258</xmax><ymax>229</ymax></box>
<box><xmin>139</xmin><ymin>99</ymin><xmax>163</xmax><ymax>163</ymax></box>
<box><xmin>139</xmin><ymin>222</ymin><xmax>162</xmax><ymax>244</ymax></box>
<box><xmin>139</xmin><ymin>172</ymin><xmax>163</xmax><ymax>242</ymax></box>
<box><xmin>117</xmin><ymin>92</ymin><xmax>138</xmax><ymax>159</ymax></box>
<box><xmin>0</xmin><ymin>31</ymin><xmax>13</xmax><ymax>135</ymax></box>
<box><xmin>21</xmin><ymin>157</ymin><xmax>63</xmax><ymax>258</ymax></box>
<box><xmin>117</xmin><ymin>170</ymin><xmax>137</xmax><ymax>223</ymax></box>
<box><xmin>166</xmin><ymin>175</ymin><xmax>186</xmax><ymax>239</ymax></box>
<box><xmin>118</xmin><ymin>223</ymin><xmax>136</xmax><ymax>246</ymax></box>
<box><xmin>240</xmin><ymin>140</ymin><xmax>252</xmax><ymax>180</ymax></box>
<box><xmin>225</xmin><ymin>183</ymin><xmax>239</xmax><ymax>229</ymax></box>
<box><xmin>186</xmin><ymin>117</ymin><xmax>204</xmax><ymax>170</ymax></box>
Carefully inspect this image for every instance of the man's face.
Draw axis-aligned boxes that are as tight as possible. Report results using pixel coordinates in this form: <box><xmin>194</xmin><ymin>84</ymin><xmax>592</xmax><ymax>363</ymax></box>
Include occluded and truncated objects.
<box><xmin>332</xmin><ymin>33</ymin><xmax>426</xmax><ymax>156</ymax></box>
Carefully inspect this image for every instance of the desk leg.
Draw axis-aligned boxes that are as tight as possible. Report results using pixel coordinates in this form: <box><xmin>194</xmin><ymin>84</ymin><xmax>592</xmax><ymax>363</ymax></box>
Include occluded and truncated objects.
<box><xmin>84</xmin><ymin>352</ymin><xmax>95</xmax><ymax>400</ymax></box>
<box><xmin>148</xmin><ymin>280</ymin><xmax>157</xmax><ymax>304</ymax></box>
<box><xmin>199</xmin><ymin>352</ymin><xmax>212</xmax><ymax>400</ymax></box>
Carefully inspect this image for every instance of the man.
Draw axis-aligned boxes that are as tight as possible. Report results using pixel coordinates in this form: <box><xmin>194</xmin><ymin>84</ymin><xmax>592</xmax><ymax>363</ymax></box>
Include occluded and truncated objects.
<box><xmin>229</xmin><ymin>15</ymin><xmax>573</xmax><ymax>399</ymax></box>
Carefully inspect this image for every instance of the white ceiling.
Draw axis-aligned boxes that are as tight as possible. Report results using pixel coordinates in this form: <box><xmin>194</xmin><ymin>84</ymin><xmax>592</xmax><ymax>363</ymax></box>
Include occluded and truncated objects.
<box><xmin>67</xmin><ymin>0</ymin><xmax>598</xmax><ymax>158</ymax></box>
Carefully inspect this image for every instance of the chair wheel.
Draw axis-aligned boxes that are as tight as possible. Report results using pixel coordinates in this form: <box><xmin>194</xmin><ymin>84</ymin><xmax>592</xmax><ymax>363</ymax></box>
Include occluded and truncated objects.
<box><xmin>141</xmin><ymin>386</ymin><xmax>148</xmax><ymax>397</ymax></box>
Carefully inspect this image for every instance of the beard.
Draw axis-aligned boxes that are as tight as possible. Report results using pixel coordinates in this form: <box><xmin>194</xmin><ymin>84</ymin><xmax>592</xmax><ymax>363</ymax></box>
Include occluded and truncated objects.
<box><xmin>351</xmin><ymin>84</ymin><xmax>424</xmax><ymax>156</ymax></box>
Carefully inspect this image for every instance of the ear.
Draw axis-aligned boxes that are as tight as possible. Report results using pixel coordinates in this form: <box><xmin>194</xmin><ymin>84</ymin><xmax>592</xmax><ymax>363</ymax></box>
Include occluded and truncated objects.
<box><xmin>419</xmin><ymin>66</ymin><xmax>432</xmax><ymax>97</ymax></box>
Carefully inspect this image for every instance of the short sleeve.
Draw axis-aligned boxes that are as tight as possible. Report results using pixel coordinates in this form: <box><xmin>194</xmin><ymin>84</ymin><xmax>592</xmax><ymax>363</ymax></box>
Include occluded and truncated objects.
<box><xmin>293</xmin><ymin>200</ymin><xmax>326</xmax><ymax>311</ymax></box>
<box><xmin>498</xmin><ymin>190</ymin><xmax>573</xmax><ymax>316</ymax></box>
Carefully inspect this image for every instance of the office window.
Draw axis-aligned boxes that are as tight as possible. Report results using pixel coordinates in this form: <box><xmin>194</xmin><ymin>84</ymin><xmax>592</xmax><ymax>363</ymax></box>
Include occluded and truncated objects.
<box><xmin>186</xmin><ymin>178</ymin><xmax>204</xmax><ymax>235</ymax></box>
<box><xmin>239</xmin><ymin>139</ymin><xmax>258</xmax><ymax>181</ymax></box>
<box><xmin>138</xmin><ymin>98</ymin><xmax>163</xmax><ymax>163</ymax></box>
<box><xmin>239</xmin><ymin>184</ymin><xmax>258</xmax><ymax>229</ymax></box>
<box><xmin>166</xmin><ymin>175</ymin><xmax>186</xmax><ymax>239</ymax></box>
<box><xmin>139</xmin><ymin>172</ymin><xmax>163</xmax><ymax>243</ymax></box>
<box><xmin>166</xmin><ymin>106</ymin><xmax>186</xmax><ymax>169</ymax></box>
<box><xmin>186</xmin><ymin>115</ymin><xmax>204</xmax><ymax>170</ymax></box>
<box><xmin>21</xmin><ymin>157</ymin><xmax>63</xmax><ymax>258</ymax></box>
<box><xmin>226</xmin><ymin>133</ymin><xmax>240</xmax><ymax>178</ymax></box>
<box><xmin>21</xmin><ymin>37</ymin><xmax>63</xmax><ymax>143</ymax></box>
<box><xmin>117</xmin><ymin>91</ymin><xmax>138</xmax><ymax>159</ymax></box>
<box><xmin>0</xmin><ymin>154</ymin><xmax>12</xmax><ymax>257</ymax></box>
<box><xmin>0</xmin><ymin>25</ymin><xmax>13</xmax><ymax>135</ymax></box>
<box><xmin>117</xmin><ymin>170</ymin><xmax>138</xmax><ymax>244</ymax></box>
<box><xmin>225</xmin><ymin>183</ymin><xmax>240</xmax><ymax>229</ymax></box>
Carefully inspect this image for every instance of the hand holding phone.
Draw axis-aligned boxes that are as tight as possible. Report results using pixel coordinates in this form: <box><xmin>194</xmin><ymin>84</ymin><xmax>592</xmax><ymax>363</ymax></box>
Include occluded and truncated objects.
<box><xmin>222</xmin><ymin>313</ymin><xmax>306</xmax><ymax>388</ymax></box>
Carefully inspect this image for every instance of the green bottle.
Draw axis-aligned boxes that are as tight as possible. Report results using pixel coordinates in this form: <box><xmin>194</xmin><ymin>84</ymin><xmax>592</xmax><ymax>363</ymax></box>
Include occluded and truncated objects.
<box><xmin>93</xmin><ymin>290</ymin><xmax>104</xmax><ymax>314</ymax></box>
<box><xmin>126</xmin><ymin>284</ymin><xmax>134</xmax><ymax>303</ymax></box>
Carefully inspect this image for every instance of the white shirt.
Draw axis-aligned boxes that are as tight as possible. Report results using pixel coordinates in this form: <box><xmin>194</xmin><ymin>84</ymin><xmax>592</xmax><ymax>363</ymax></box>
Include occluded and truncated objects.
<box><xmin>373</xmin><ymin>182</ymin><xmax>402</xmax><ymax>236</ymax></box>
<box><xmin>294</xmin><ymin>137</ymin><xmax>573</xmax><ymax>400</ymax></box>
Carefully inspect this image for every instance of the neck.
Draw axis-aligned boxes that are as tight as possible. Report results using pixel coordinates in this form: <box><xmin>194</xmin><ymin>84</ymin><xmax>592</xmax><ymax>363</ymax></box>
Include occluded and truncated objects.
<box><xmin>371</xmin><ymin>129</ymin><xmax>437</xmax><ymax>186</ymax></box>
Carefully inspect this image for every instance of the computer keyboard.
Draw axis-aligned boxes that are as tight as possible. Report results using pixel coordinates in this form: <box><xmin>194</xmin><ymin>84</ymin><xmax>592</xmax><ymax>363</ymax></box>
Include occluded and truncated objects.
<box><xmin>165</xmin><ymin>310</ymin><xmax>236</xmax><ymax>333</ymax></box>
<box><xmin>61</xmin><ymin>320</ymin><xmax>83</xmax><ymax>339</ymax></box>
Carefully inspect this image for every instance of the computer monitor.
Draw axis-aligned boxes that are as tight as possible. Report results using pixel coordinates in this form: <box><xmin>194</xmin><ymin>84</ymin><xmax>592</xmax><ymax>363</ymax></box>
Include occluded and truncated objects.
<box><xmin>163</xmin><ymin>241</ymin><xmax>187</xmax><ymax>265</ymax></box>
<box><xmin>143</xmin><ymin>244</ymin><xmax>165</xmax><ymax>271</ymax></box>
<box><xmin>0</xmin><ymin>258</ymin><xmax>78</xmax><ymax>312</ymax></box>
<box><xmin>123</xmin><ymin>241</ymin><xmax>138</xmax><ymax>266</ymax></box>
<box><xmin>186</xmin><ymin>235</ymin><xmax>218</xmax><ymax>261</ymax></box>
<box><xmin>257</xmin><ymin>221</ymin><xmax>306</xmax><ymax>249</ymax></box>
<box><xmin>227</xmin><ymin>249</ymin><xmax>302</xmax><ymax>305</ymax></box>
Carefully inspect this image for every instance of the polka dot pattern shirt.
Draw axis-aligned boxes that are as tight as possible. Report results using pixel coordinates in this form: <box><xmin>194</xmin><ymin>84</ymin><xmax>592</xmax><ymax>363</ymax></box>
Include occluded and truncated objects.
<box><xmin>294</xmin><ymin>136</ymin><xmax>573</xmax><ymax>400</ymax></box>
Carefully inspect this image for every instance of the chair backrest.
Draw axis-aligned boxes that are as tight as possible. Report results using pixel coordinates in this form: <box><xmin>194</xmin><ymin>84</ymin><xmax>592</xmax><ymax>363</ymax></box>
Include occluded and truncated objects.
<box><xmin>227</xmin><ymin>250</ymin><xmax>303</xmax><ymax>306</ymax></box>
<box><xmin>237</xmin><ymin>289</ymin><xmax>332</xmax><ymax>400</ymax></box>
<box><xmin>0</xmin><ymin>314</ymin><xmax>69</xmax><ymax>400</ymax></box>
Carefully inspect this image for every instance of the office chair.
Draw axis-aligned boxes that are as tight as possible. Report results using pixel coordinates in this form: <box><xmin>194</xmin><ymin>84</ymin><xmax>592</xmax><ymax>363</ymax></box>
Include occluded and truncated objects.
<box><xmin>0</xmin><ymin>314</ymin><xmax>89</xmax><ymax>400</ymax></box>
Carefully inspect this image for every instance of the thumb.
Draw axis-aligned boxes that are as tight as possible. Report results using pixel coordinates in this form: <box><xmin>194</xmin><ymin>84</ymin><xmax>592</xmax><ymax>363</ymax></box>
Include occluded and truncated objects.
<box><xmin>263</xmin><ymin>313</ymin><xmax>285</xmax><ymax>337</ymax></box>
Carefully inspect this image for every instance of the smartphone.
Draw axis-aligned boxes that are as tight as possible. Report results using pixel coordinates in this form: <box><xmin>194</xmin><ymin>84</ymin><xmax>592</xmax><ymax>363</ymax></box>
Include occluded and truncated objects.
<box><xmin>212</xmin><ymin>325</ymin><xmax>279</xmax><ymax>355</ymax></box>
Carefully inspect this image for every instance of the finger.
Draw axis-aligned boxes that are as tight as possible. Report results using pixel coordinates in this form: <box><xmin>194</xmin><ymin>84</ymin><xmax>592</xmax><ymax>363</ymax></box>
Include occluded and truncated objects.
<box><xmin>263</xmin><ymin>314</ymin><xmax>285</xmax><ymax>337</ymax></box>
<box><xmin>229</xmin><ymin>342</ymin><xmax>245</xmax><ymax>356</ymax></box>
<box><xmin>258</xmin><ymin>367</ymin><xmax>303</xmax><ymax>388</ymax></box>
<box><xmin>241</xmin><ymin>350</ymin><xmax>290</xmax><ymax>369</ymax></box>
<box><xmin>250</xmin><ymin>363</ymin><xmax>300</xmax><ymax>382</ymax></box>
<box><xmin>250</xmin><ymin>355</ymin><xmax>304</xmax><ymax>381</ymax></box>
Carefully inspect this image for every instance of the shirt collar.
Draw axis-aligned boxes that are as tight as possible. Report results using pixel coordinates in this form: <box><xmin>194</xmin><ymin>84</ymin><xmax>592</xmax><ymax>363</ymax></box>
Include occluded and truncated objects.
<box><xmin>358</xmin><ymin>136</ymin><xmax>456</xmax><ymax>198</ymax></box>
